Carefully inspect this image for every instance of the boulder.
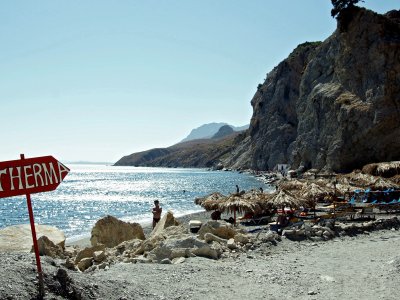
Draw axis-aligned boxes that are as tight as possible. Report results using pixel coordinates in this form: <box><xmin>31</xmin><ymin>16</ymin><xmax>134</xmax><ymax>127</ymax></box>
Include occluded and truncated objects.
<box><xmin>90</xmin><ymin>215</ymin><xmax>145</xmax><ymax>247</ymax></box>
<box><xmin>146</xmin><ymin>236</ymin><xmax>219</xmax><ymax>262</ymax></box>
<box><xmin>74</xmin><ymin>244</ymin><xmax>105</xmax><ymax>264</ymax></box>
<box><xmin>161</xmin><ymin>258</ymin><xmax>172</xmax><ymax>264</ymax></box>
<box><xmin>77</xmin><ymin>257</ymin><xmax>93</xmax><ymax>272</ymax></box>
<box><xmin>227</xmin><ymin>238</ymin><xmax>237</xmax><ymax>250</ymax></box>
<box><xmin>172</xmin><ymin>257</ymin><xmax>186</xmax><ymax>264</ymax></box>
<box><xmin>234</xmin><ymin>233</ymin><xmax>250</xmax><ymax>244</ymax></box>
<box><xmin>93</xmin><ymin>251</ymin><xmax>106</xmax><ymax>263</ymax></box>
<box><xmin>204</xmin><ymin>233</ymin><xmax>227</xmax><ymax>244</ymax></box>
<box><xmin>197</xmin><ymin>221</ymin><xmax>236</xmax><ymax>240</ymax></box>
<box><xmin>34</xmin><ymin>235</ymin><xmax>65</xmax><ymax>258</ymax></box>
<box><xmin>150</xmin><ymin>211</ymin><xmax>181</xmax><ymax>237</ymax></box>
<box><xmin>114</xmin><ymin>239</ymin><xmax>143</xmax><ymax>255</ymax></box>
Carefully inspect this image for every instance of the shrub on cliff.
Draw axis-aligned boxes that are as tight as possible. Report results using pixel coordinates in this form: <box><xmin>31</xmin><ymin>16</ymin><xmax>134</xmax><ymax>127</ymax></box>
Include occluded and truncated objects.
<box><xmin>331</xmin><ymin>0</ymin><xmax>364</xmax><ymax>18</ymax></box>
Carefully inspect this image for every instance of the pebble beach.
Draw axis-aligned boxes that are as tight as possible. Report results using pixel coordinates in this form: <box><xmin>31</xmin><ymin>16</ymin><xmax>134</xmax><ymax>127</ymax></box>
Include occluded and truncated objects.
<box><xmin>1</xmin><ymin>208</ymin><xmax>400</xmax><ymax>300</ymax></box>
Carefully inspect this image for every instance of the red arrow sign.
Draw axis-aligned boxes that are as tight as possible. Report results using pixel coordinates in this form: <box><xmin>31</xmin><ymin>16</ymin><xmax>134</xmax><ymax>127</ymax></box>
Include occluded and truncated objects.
<box><xmin>0</xmin><ymin>155</ymin><xmax>69</xmax><ymax>198</ymax></box>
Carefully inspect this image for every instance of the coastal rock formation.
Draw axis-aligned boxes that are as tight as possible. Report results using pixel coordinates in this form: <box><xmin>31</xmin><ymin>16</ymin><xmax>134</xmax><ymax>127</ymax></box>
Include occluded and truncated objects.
<box><xmin>90</xmin><ymin>215</ymin><xmax>145</xmax><ymax>248</ymax></box>
<box><xmin>226</xmin><ymin>7</ymin><xmax>400</xmax><ymax>172</ymax></box>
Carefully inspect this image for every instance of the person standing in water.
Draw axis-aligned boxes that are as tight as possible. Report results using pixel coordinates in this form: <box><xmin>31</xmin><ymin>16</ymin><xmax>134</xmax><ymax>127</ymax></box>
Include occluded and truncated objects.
<box><xmin>152</xmin><ymin>200</ymin><xmax>162</xmax><ymax>228</ymax></box>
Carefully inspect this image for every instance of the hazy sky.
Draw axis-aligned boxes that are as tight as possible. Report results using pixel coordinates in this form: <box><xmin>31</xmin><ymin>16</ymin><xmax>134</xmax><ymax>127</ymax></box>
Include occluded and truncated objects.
<box><xmin>1</xmin><ymin>1</ymin><xmax>397</xmax><ymax>163</ymax></box>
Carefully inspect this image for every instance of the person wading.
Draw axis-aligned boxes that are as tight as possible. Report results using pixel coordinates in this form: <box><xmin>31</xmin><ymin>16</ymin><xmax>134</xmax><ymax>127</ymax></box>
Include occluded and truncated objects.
<box><xmin>152</xmin><ymin>200</ymin><xmax>162</xmax><ymax>228</ymax></box>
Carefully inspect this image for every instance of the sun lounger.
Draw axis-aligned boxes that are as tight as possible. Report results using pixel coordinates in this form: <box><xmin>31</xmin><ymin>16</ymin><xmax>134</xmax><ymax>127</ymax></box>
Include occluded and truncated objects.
<box><xmin>239</xmin><ymin>215</ymin><xmax>272</xmax><ymax>226</ymax></box>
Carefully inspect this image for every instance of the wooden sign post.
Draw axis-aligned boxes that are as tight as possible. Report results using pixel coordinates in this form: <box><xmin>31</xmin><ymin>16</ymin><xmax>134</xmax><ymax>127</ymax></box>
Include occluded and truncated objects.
<box><xmin>0</xmin><ymin>154</ymin><xmax>70</xmax><ymax>297</ymax></box>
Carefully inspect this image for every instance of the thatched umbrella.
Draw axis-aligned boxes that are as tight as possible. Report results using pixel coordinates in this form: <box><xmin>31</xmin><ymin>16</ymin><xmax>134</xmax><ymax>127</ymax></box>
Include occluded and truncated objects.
<box><xmin>241</xmin><ymin>190</ymin><xmax>271</xmax><ymax>213</ymax></box>
<box><xmin>390</xmin><ymin>175</ymin><xmax>400</xmax><ymax>185</ymax></box>
<box><xmin>194</xmin><ymin>192</ymin><xmax>226</xmax><ymax>211</ymax></box>
<box><xmin>297</xmin><ymin>182</ymin><xmax>332</xmax><ymax>218</ymax></box>
<box><xmin>337</xmin><ymin>172</ymin><xmax>377</xmax><ymax>188</ymax></box>
<box><xmin>278</xmin><ymin>178</ymin><xmax>307</xmax><ymax>191</ymax></box>
<box><xmin>216</xmin><ymin>193</ymin><xmax>261</xmax><ymax>224</ymax></box>
<box><xmin>376</xmin><ymin>162</ymin><xmax>400</xmax><ymax>177</ymax></box>
<box><xmin>217</xmin><ymin>190</ymin><xmax>272</xmax><ymax>224</ymax></box>
<box><xmin>267</xmin><ymin>189</ymin><xmax>302</xmax><ymax>211</ymax></box>
<box><xmin>371</xmin><ymin>177</ymin><xmax>400</xmax><ymax>190</ymax></box>
<box><xmin>362</xmin><ymin>161</ymin><xmax>400</xmax><ymax>178</ymax></box>
<box><xmin>299</xmin><ymin>183</ymin><xmax>329</xmax><ymax>205</ymax></box>
<box><xmin>338</xmin><ymin>171</ymin><xmax>399</xmax><ymax>190</ymax></box>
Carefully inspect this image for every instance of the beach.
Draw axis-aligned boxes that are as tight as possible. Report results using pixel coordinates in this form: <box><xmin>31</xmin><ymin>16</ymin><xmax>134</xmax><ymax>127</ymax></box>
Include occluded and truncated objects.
<box><xmin>1</xmin><ymin>209</ymin><xmax>400</xmax><ymax>300</ymax></box>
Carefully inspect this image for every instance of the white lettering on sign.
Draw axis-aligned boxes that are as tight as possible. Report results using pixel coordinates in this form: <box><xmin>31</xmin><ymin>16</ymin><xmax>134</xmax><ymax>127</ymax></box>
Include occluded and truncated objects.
<box><xmin>32</xmin><ymin>163</ymin><xmax>44</xmax><ymax>187</ymax></box>
<box><xmin>0</xmin><ymin>161</ymin><xmax>68</xmax><ymax>193</ymax></box>
<box><xmin>24</xmin><ymin>165</ymin><xmax>35</xmax><ymax>189</ymax></box>
<box><xmin>58</xmin><ymin>161</ymin><xmax>69</xmax><ymax>183</ymax></box>
<box><xmin>0</xmin><ymin>168</ymin><xmax>7</xmax><ymax>191</ymax></box>
<box><xmin>42</xmin><ymin>163</ymin><xmax>58</xmax><ymax>185</ymax></box>
<box><xmin>9</xmin><ymin>167</ymin><xmax>23</xmax><ymax>191</ymax></box>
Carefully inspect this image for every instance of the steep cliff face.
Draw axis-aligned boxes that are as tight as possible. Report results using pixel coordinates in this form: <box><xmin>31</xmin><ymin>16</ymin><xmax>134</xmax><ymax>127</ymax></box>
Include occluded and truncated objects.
<box><xmin>231</xmin><ymin>7</ymin><xmax>400</xmax><ymax>172</ymax></box>
<box><xmin>247</xmin><ymin>42</ymin><xmax>321</xmax><ymax>170</ymax></box>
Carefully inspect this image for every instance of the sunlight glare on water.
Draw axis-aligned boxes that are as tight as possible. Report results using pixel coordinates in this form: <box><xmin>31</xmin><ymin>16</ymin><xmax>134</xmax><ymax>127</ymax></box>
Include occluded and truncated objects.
<box><xmin>0</xmin><ymin>164</ymin><xmax>271</xmax><ymax>239</ymax></box>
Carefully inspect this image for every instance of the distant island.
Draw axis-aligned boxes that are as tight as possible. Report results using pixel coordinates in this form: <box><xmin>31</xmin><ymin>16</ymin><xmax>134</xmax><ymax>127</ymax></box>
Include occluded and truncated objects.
<box><xmin>115</xmin><ymin>6</ymin><xmax>400</xmax><ymax>173</ymax></box>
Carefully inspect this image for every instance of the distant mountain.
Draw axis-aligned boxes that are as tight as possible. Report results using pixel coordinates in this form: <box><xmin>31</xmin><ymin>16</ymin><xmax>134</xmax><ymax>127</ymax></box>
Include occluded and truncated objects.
<box><xmin>211</xmin><ymin>125</ymin><xmax>234</xmax><ymax>139</ymax></box>
<box><xmin>180</xmin><ymin>122</ymin><xmax>249</xmax><ymax>143</ymax></box>
<box><xmin>180</xmin><ymin>122</ymin><xmax>227</xmax><ymax>142</ymax></box>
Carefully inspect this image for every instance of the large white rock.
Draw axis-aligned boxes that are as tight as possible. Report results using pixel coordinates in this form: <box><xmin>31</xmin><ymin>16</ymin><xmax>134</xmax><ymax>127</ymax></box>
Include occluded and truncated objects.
<box><xmin>0</xmin><ymin>224</ymin><xmax>65</xmax><ymax>252</ymax></box>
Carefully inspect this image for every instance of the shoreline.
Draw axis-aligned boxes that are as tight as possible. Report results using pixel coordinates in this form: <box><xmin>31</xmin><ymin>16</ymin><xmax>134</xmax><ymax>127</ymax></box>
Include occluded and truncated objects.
<box><xmin>66</xmin><ymin>209</ymin><xmax>219</xmax><ymax>248</ymax></box>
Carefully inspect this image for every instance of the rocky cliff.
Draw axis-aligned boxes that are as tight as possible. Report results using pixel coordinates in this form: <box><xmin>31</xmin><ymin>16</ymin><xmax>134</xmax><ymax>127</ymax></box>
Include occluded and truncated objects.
<box><xmin>115</xmin><ymin>7</ymin><xmax>399</xmax><ymax>172</ymax></box>
<box><xmin>223</xmin><ymin>7</ymin><xmax>400</xmax><ymax>172</ymax></box>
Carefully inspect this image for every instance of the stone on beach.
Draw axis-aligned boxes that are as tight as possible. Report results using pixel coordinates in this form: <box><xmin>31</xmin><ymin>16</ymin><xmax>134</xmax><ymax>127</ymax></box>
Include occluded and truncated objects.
<box><xmin>74</xmin><ymin>244</ymin><xmax>106</xmax><ymax>264</ymax></box>
<box><xmin>0</xmin><ymin>224</ymin><xmax>65</xmax><ymax>252</ymax></box>
<box><xmin>146</xmin><ymin>236</ymin><xmax>219</xmax><ymax>262</ymax></box>
<box><xmin>197</xmin><ymin>220</ymin><xmax>236</xmax><ymax>240</ymax></box>
<box><xmin>34</xmin><ymin>235</ymin><xmax>65</xmax><ymax>258</ymax></box>
<box><xmin>90</xmin><ymin>215</ymin><xmax>145</xmax><ymax>248</ymax></box>
<box><xmin>150</xmin><ymin>211</ymin><xmax>181</xmax><ymax>237</ymax></box>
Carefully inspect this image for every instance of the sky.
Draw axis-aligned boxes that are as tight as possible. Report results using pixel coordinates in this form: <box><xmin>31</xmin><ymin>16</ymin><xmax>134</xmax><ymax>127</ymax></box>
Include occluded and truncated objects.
<box><xmin>1</xmin><ymin>1</ymin><xmax>398</xmax><ymax>163</ymax></box>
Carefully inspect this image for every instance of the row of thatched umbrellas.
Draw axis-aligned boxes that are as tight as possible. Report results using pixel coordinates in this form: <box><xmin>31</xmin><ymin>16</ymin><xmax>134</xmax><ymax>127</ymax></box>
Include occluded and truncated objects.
<box><xmin>194</xmin><ymin>171</ymin><xmax>400</xmax><ymax>223</ymax></box>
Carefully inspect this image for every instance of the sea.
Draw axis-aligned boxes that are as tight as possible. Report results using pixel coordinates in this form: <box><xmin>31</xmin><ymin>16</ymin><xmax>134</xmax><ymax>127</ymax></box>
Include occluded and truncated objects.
<box><xmin>0</xmin><ymin>164</ymin><xmax>271</xmax><ymax>241</ymax></box>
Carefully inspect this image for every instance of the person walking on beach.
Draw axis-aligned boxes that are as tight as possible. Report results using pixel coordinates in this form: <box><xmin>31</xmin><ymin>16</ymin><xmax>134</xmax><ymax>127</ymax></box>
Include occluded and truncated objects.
<box><xmin>152</xmin><ymin>200</ymin><xmax>162</xmax><ymax>228</ymax></box>
<box><xmin>236</xmin><ymin>185</ymin><xmax>240</xmax><ymax>194</ymax></box>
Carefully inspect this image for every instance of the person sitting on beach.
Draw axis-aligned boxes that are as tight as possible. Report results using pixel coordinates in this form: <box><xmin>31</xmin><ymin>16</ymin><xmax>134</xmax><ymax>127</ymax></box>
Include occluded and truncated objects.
<box><xmin>152</xmin><ymin>200</ymin><xmax>162</xmax><ymax>228</ymax></box>
<box><xmin>276</xmin><ymin>214</ymin><xmax>289</xmax><ymax>227</ymax></box>
<box><xmin>288</xmin><ymin>213</ymin><xmax>299</xmax><ymax>225</ymax></box>
<box><xmin>211</xmin><ymin>210</ymin><xmax>221</xmax><ymax>220</ymax></box>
